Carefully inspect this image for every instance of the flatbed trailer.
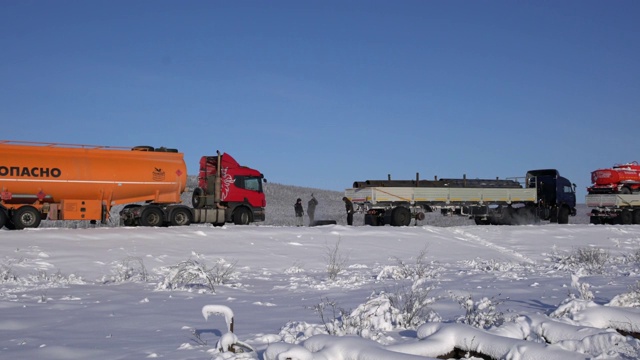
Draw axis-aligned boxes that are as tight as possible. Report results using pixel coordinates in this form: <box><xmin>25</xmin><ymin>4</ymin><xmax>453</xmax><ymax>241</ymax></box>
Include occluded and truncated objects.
<box><xmin>345</xmin><ymin>169</ymin><xmax>577</xmax><ymax>226</ymax></box>
<box><xmin>586</xmin><ymin>194</ymin><xmax>640</xmax><ymax>224</ymax></box>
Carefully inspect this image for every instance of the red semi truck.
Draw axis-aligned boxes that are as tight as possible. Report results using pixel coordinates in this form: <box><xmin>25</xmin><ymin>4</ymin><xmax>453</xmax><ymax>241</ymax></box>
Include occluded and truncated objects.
<box><xmin>0</xmin><ymin>141</ymin><xmax>266</xmax><ymax>230</ymax></box>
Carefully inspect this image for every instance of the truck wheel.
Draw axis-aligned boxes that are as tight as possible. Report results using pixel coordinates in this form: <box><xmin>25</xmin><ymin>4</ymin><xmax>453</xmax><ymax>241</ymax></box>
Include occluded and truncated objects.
<box><xmin>192</xmin><ymin>188</ymin><xmax>205</xmax><ymax>209</ymax></box>
<box><xmin>558</xmin><ymin>206</ymin><xmax>570</xmax><ymax>224</ymax></box>
<box><xmin>590</xmin><ymin>210</ymin><xmax>602</xmax><ymax>225</ymax></box>
<box><xmin>233</xmin><ymin>207</ymin><xmax>251</xmax><ymax>225</ymax></box>
<box><xmin>621</xmin><ymin>187</ymin><xmax>632</xmax><ymax>194</ymax></box>
<box><xmin>139</xmin><ymin>206</ymin><xmax>164</xmax><ymax>227</ymax></box>
<box><xmin>170</xmin><ymin>207</ymin><xmax>192</xmax><ymax>226</ymax></box>
<box><xmin>620</xmin><ymin>209</ymin><xmax>633</xmax><ymax>225</ymax></box>
<box><xmin>0</xmin><ymin>208</ymin><xmax>6</xmax><ymax>229</ymax></box>
<box><xmin>633</xmin><ymin>210</ymin><xmax>640</xmax><ymax>225</ymax></box>
<box><xmin>12</xmin><ymin>206</ymin><xmax>42</xmax><ymax>229</ymax></box>
<box><xmin>364</xmin><ymin>214</ymin><xmax>379</xmax><ymax>226</ymax></box>
<box><xmin>391</xmin><ymin>207</ymin><xmax>411</xmax><ymax>226</ymax></box>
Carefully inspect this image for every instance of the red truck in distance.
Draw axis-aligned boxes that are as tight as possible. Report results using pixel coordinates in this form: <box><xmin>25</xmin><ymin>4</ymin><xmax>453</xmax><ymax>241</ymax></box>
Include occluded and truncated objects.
<box><xmin>191</xmin><ymin>153</ymin><xmax>266</xmax><ymax>225</ymax></box>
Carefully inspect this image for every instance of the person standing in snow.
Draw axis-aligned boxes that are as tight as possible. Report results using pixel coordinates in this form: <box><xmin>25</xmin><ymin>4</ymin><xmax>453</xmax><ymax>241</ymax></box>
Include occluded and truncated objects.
<box><xmin>307</xmin><ymin>194</ymin><xmax>318</xmax><ymax>226</ymax></box>
<box><xmin>342</xmin><ymin>196</ymin><xmax>354</xmax><ymax>226</ymax></box>
<box><xmin>294</xmin><ymin>198</ymin><xmax>304</xmax><ymax>227</ymax></box>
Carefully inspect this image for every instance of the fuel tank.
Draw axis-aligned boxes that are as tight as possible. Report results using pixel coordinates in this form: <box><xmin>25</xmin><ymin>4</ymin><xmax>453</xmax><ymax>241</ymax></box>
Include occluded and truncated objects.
<box><xmin>591</xmin><ymin>162</ymin><xmax>640</xmax><ymax>186</ymax></box>
<box><xmin>0</xmin><ymin>141</ymin><xmax>187</xmax><ymax>207</ymax></box>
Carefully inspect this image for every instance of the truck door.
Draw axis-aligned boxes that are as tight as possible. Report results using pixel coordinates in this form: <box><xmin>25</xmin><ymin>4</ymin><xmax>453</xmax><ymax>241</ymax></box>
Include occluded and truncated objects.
<box><xmin>556</xmin><ymin>176</ymin><xmax>576</xmax><ymax>208</ymax></box>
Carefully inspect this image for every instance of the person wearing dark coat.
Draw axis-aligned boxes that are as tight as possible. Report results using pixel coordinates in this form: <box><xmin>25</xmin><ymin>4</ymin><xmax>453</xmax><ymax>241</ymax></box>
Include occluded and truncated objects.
<box><xmin>342</xmin><ymin>196</ymin><xmax>354</xmax><ymax>226</ymax></box>
<box><xmin>307</xmin><ymin>194</ymin><xmax>318</xmax><ymax>226</ymax></box>
<box><xmin>294</xmin><ymin>198</ymin><xmax>304</xmax><ymax>226</ymax></box>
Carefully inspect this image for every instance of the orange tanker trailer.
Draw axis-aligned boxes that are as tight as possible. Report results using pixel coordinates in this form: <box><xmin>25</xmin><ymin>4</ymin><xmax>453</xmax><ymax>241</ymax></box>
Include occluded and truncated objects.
<box><xmin>0</xmin><ymin>141</ymin><xmax>187</xmax><ymax>229</ymax></box>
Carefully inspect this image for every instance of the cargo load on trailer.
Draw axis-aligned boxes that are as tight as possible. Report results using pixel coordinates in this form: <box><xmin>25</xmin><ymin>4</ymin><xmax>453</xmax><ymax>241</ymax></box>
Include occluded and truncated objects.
<box><xmin>586</xmin><ymin>161</ymin><xmax>640</xmax><ymax>225</ymax></box>
<box><xmin>0</xmin><ymin>140</ymin><xmax>266</xmax><ymax>230</ymax></box>
<box><xmin>588</xmin><ymin>161</ymin><xmax>640</xmax><ymax>195</ymax></box>
<box><xmin>345</xmin><ymin>169</ymin><xmax>576</xmax><ymax>226</ymax></box>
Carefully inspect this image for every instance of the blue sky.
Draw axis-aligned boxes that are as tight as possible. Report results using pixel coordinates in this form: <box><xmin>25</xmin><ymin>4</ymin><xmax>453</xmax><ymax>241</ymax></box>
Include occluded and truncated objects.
<box><xmin>1</xmin><ymin>1</ymin><xmax>638</xmax><ymax>201</ymax></box>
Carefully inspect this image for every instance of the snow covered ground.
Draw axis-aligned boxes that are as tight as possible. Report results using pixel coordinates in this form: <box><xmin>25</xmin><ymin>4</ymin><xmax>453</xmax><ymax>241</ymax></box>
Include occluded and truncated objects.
<box><xmin>2</xmin><ymin>222</ymin><xmax>640</xmax><ymax>359</ymax></box>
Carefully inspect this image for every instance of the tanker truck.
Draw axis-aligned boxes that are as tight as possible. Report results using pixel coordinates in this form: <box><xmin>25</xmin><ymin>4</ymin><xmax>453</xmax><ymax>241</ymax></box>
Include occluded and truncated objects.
<box><xmin>0</xmin><ymin>141</ymin><xmax>266</xmax><ymax>230</ymax></box>
<box><xmin>345</xmin><ymin>169</ymin><xmax>577</xmax><ymax>226</ymax></box>
<box><xmin>586</xmin><ymin>161</ymin><xmax>640</xmax><ymax>224</ymax></box>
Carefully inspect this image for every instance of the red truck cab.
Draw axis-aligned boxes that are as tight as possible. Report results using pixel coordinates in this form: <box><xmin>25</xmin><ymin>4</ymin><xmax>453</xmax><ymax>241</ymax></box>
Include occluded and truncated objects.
<box><xmin>192</xmin><ymin>152</ymin><xmax>266</xmax><ymax>224</ymax></box>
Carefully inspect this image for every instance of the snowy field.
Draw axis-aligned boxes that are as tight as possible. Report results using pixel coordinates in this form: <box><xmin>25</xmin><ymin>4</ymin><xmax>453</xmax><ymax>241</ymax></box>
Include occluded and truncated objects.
<box><xmin>2</xmin><ymin>222</ymin><xmax>640</xmax><ymax>359</ymax></box>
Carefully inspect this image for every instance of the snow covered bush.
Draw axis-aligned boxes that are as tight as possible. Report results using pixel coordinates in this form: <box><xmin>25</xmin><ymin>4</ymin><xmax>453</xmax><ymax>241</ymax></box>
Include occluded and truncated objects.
<box><xmin>157</xmin><ymin>258</ymin><xmax>237</xmax><ymax>292</ymax></box>
<box><xmin>377</xmin><ymin>247</ymin><xmax>440</xmax><ymax>281</ymax></box>
<box><xmin>289</xmin><ymin>286</ymin><xmax>440</xmax><ymax>345</ymax></box>
<box><xmin>106</xmin><ymin>256</ymin><xmax>148</xmax><ymax>283</ymax></box>
<box><xmin>569</xmin><ymin>274</ymin><xmax>594</xmax><ymax>301</ymax></box>
<box><xmin>608</xmin><ymin>281</ymin><xmax>640</xmax><ymax>307</ymax></box>
<box><xmin>385</xmin><ymin>280</ymin><xmax>440</xmax><ymax>328</ymax></box>
<box><xmin>450</xmin><ymin>292</ymin><xmax>505</xmax><ymax>330</ymax></box>
<box><xmin>548</xmin><ymin>246</ymin><xmax>610</xmax><ymax>275</ymax></box>
<box><xmin>27</xmin><ymin>269</ymin><xmax>84</xmax><ymax>286</ymax></box>
<box><xmin>0</xmin><ymin>264</ymin><xmax>18</xmax><ymax>283</ymax></box>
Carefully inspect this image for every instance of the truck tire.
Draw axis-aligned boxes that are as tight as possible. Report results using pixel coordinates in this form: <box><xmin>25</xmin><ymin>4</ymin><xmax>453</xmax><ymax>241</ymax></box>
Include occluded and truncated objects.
<box><xmin>391</xmin><ymin>207</ymin><xmax>412</xmax><ymax>227</ymax></box>
<box><xmin>364</xmin><ymin>214</ymin><xmax>379</xmax><ymax>226</ymax></box>
<box><xmin>170</xmin><ymin>207</ymin><xmax>192</xmax><ymax>226</ymax></box>
<box><xmin>139</xmin><ymin>206</ymin><xmax>164</xmax><ymax>227</ymax></box>
<box><xmin>590</xmin><ymin>210</ymin><xmax>602</xmax><ymax>225</ymax></box>
<box><xmin>192</xmin><ymin>188</ymin><xmax>205</xmax><ymax>209</ymax></box>
<box><xmin>233</xmin><ymin>207</ymin><xmax>251</xmax><ymax>225</ymax></box>
<box><xmin>620</xmin><ymin>209</ymin><xmax>633</xmax><ymax>225</ymax></box>
<box><xmin>633</xmin><ymin>210</ymin><xmax>640</xmax><ymax>225</ymax></box>
<box><xmin>621</xmin><ymin>187</ymin><xmax>632</xmax><ymax>194</ymax></box>
<box><xmin>12</xmin><ymin>206</ymin><xmax>42</xmax><ymax>230</ymax></box>
<box><xmin>0</xmin><ymin>208</ymin><xmax>6</xmax><ymax>229</ymax></box>
<box><xmin>120</xmin><ymin>204</ymin><xmax>141</xmax><ymax>226</ymax></box>
<box><xmin>558</xmin><ymin>206</ymin><xmax>570</xmax><ymax>224</ymax></box>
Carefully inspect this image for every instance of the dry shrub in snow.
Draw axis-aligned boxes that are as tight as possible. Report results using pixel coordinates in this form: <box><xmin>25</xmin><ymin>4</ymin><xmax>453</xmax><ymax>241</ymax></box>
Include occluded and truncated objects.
<box><xmin>450</xmin><ymin>292</ymin><xmax>506</xmax><ymax>330</ymax></box>
<box><xmin>292</xmin><ymin>286</ymin><xmax>440</xmax><ymax>344</ymax></box>
<box><xmin>0</xmin><ymin>265</ymin><xmax>18</xmax><ymax>283</ymax></box>
<box><xmin>377</xmin><ymin>247</ymin><xmax>440</xmax><ymax>281</ymax></box>
<box><xmin>324</xmin><ymin>238</ymin><xmax>348</xmax><ymax>281</ymax></box>
<box><xmin>106</xmin><ymin>256</ymin><xmax>149</xmax><ymax>283</ymax></box>
<box><xmin>549</xmin><ymin>246</ymin><xmax>610</xmax><ymax>275</ymax></box>
<box><xmin>386</xmin><ymin>280</ymin><xmax>440</xmax><ymax>329</ymax></box>
<box><xmin>608</xmin><ymin>281</ymin><xmax>640</xmax><ymax>308</ymax></box>
<box><xmin>157</xmin><ymin>258</ymin><xmax>237</xmax><ymax>292</ymax></box>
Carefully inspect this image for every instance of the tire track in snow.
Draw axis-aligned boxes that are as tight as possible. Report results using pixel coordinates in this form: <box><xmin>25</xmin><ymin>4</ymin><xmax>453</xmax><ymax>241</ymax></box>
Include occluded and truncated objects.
<box><xmin>448</xmin><ymin>228</ymin><xmax>536</xmax><ymax>264</ymax></box>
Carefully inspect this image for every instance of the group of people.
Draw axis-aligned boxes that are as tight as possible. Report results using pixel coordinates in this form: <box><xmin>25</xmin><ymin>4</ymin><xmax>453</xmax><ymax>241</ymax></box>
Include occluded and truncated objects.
<box><xmin>294</xmin><ymin>194</ymin><xmax>318</xmax><ymax>226</ymax></box>
<box><xmin>294</xmin><ymin>195</ymin><xmax>354</xmax><ymax>226</ymax></box>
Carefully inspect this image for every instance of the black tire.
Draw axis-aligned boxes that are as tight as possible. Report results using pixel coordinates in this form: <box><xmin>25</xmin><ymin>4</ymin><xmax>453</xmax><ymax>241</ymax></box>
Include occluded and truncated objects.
<box><xmin>192</xmin><ymin>188</ymin><xmax>205</xmax><ymax>209</ymax></box>
<box><xmin>549</xmin><ymin>207</ymin><xmax>558</xmax><ymax>223</ymax></box>
<box><xmin>633</xmin><ymin>210</ymin><xmax>640</xmax><ymax>225</ymax></box>
<box><xmin>233</xmin><ymin>207</ymin><xmax>251</xmax><ymax>225</ymax></box>
<box><xmin>620</xmin><ymin>209</ymin><xmax>633</xmax><ymax>225</ymax></box>
<box><xmin>590</xmin><ymin>210</ymin><xmax>602</xmax><ymax>225</ymax></box>
<box><xmin>0</xmin><ymin>208</ymin><xmax>6</xmax><ymax>229</ymax></box>
<box><xmin>139</xmin><ymin>206</ymin><xmax>164</xmax><ymax>227</ymax></box>
<box><xmin>474</xmin><ymin>217</ymin><xmax>490</xmax><ymax>225</ymax></box>
<box><xmin>170</xmin><ymin>207</ymin><xmax>192</xmax><ymax>226</ymax></box>
<box><xmin>120</xmin><ymin>204</ymin><xmax>141</xmax><ymax>226</ymax></box>
<box><xmin>558</xmin><ymin>206</ymin><xmax>570</xmax><ymax>224</ymax></box>
<box><xmin>364</xmin><ymin>214</ymin><xmax>379</xmax><ymax>226</ymax></box>
<box><xmin>12</xmin><ymin>206</ymin><xmax>42</xmax><ymax>230</ymax></box>
<box><xmin>621</xmin><ymin>187</ymin><xmax>632</xmax><ymax>195</ymax></box>
<box><xmin>391</xmin><ymin>207</ymin><xmax>412</xmax><ymax>227</ymax></box>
